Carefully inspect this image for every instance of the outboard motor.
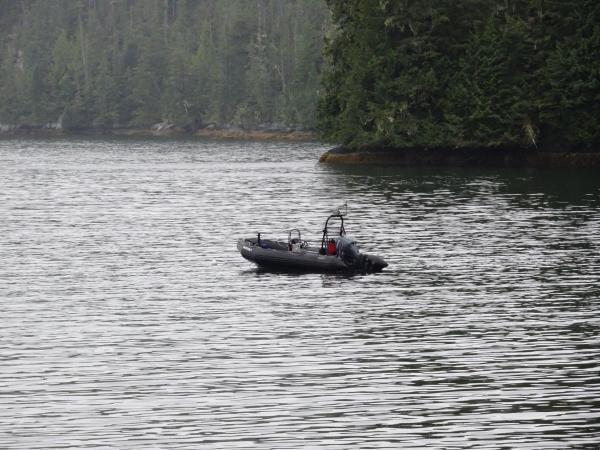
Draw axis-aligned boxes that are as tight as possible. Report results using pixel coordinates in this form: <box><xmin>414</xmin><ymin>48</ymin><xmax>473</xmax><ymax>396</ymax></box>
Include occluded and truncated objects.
<box><xmin>335</xmin><ymin>237</ymin><xmax>363</xmax><ymax>272</ymax></box>
<box><xmin>338</xmin><ymin>236</ymin><xmax>381</xmax><ymax>274</ymax></box>
<box><xmin>337</xmin><ymin>236</ymin><xmax>357</xmax><ymax>261</ymax></box>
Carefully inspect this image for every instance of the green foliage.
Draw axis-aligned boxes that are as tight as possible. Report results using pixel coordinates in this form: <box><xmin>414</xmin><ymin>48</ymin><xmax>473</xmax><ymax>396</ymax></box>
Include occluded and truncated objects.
<box><xmin>444</xmin><ymin>17</ymin><xmax>537</xmax><ymax>146</ymax></box>
<box><xmin>0</xmin><ymin>0</ymin><xmax>330</xmax><ymax>130</ymax></box>
<box><xmin>539</xmin><ymin>1</ymin><xmax>600</xmax><ymax>147</ymax></box>
<box><xmin>318</xmin><ymin>0</ymin><xmax>600</xmax><ymax>150</ymax></box>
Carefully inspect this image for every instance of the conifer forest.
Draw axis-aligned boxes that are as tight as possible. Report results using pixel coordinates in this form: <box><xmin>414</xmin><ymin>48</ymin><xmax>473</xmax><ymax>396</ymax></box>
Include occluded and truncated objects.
<box><xmin>319</xmin><ymin>0</ymin><xmax>600</xmax><ymax>150</ymax></box>
<box><xmin>0</xmin><ymin>0</ymin><xmax>328</xmax><ymax>131</ymax></box>
<box><xmin>1</xmin><ymin>0</ymin><xmax>599</xmax><ymax>151</ymax></box>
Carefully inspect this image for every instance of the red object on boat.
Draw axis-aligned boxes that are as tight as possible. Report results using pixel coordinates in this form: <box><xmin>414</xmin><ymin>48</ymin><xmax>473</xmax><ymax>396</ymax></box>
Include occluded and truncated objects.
<box><xmin>327</xmin><ymin>240</ymin><xmax>336</xmax><ymax>255</ymax></box>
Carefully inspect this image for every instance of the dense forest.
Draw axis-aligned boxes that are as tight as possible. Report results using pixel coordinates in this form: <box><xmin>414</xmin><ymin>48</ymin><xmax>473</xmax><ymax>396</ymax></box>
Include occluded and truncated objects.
<box><xmin>0</xmin><ymin>0</ymin><xmax>328</xmax><ymax>131</ymax></box>
<box><xmin>1</xmin><ymin>1</ymin><xmax>598</xmax><ymax>151</ymax></box>
<box><xmin>318</xmin><ymin>0</ymin><xmax>600</xmax><ymax>151</ymax></box>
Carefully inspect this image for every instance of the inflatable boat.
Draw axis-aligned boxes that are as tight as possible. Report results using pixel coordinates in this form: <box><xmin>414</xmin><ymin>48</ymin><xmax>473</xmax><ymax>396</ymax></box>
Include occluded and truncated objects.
<box><xmin>237</xmin><ymin>209</ymin><xmax>388</xmax><ymax>274</ymax></box>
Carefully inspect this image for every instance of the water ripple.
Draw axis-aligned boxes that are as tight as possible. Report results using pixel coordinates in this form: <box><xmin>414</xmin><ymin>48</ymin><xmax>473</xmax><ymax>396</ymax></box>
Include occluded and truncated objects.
<box><xmin>1</xmin><ymin>137</ymin><xmax>599</xmax><ymax>449</ymax></box>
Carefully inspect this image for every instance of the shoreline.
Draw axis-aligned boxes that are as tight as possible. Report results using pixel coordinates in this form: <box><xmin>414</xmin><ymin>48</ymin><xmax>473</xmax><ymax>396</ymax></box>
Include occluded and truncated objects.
<box><xmin>0</xmin><ymin>124</ymin><xmax>318</xmax><ymax>142</ymax></box>
<box><xmin>319</xmin><ymin>146</ymin><xmax>600</xmax><ymax>169</ymax></box>
<box><xmin>3</xmin><ymin>125</ymin><xmax>599</xmax><ymax>168</ymax></box>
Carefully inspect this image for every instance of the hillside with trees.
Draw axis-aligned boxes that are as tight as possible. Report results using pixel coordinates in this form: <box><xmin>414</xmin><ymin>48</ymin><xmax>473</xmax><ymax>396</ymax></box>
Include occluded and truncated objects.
<box><xmin>2</xmin><ymin>0</ymin><xmax>599</xmax><ymax>153</ymax></box>
<box><xmin>318</xmin><ymin>0</ymin><xmax>600</xmax><ymax>152</ymax></box>
<box><xmin>0</xmin><ymin>0</ymin><xmax>329</xmax><ymax>132</ymax></box>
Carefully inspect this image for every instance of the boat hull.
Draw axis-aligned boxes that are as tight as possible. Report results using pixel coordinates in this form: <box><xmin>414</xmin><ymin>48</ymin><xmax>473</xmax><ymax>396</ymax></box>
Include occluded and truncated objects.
<box><xmin>237</xmin><ymin>238</ymin><xmax>387</xmax><ymax>274</ymax></box>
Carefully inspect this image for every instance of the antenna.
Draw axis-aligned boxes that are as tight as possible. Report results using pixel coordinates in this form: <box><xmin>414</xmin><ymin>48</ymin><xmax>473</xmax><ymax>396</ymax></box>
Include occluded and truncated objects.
<box><xmin>335</xmin><ymin>201</ymin><xmax>348</xmax><ymax>216</ymax></box>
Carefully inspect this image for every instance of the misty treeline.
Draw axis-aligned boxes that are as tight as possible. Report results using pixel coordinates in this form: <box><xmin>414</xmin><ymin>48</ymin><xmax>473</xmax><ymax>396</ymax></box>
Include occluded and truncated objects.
<box><xmin>0</xmin><ymin>0</ymin><xmax>328</xmax><ymax>131</ymax></box>
<box><xmin>318</xmin><ymin>0</ymin><xmax>600</xmax><ymax>150</ymax></box>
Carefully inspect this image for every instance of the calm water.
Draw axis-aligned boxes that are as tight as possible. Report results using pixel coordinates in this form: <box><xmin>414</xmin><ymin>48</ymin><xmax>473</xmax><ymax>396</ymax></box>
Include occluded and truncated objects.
<box><xmin>1</xmin><ymin>137</ymin><xmax>599</xmax><ymax>449</ymax></box>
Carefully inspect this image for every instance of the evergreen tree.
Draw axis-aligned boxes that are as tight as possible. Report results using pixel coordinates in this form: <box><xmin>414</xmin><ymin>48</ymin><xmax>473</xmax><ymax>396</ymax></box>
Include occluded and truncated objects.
<box><xmin>318</xmin><ymin>0</ymin><xmax>600</xmax><ymax>150</ymax></box>
<box><xmin>0</xmin><ymin>0</ymin><xmax>329</xmax><ymax>131</ymax></box>
<box><xmin>539</xmin><ymin>0</ymin><xmax>600</xmax><ymax>148</ymax></box>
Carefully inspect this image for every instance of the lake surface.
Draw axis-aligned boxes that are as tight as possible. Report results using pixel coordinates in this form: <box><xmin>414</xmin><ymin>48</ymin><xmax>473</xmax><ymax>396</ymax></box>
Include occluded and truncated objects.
<box><xmin>1</xmin><ymin>137</ymin><xmax>599</xmax><ymax>449</ymax></box>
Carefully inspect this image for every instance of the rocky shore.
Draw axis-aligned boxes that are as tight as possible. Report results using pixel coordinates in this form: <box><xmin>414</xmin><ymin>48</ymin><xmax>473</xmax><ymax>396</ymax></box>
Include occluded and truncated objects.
<box><xmin>319</xmin><ymin>146</ymin><xmax>600</xmax><ymax>168</ymax></box>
